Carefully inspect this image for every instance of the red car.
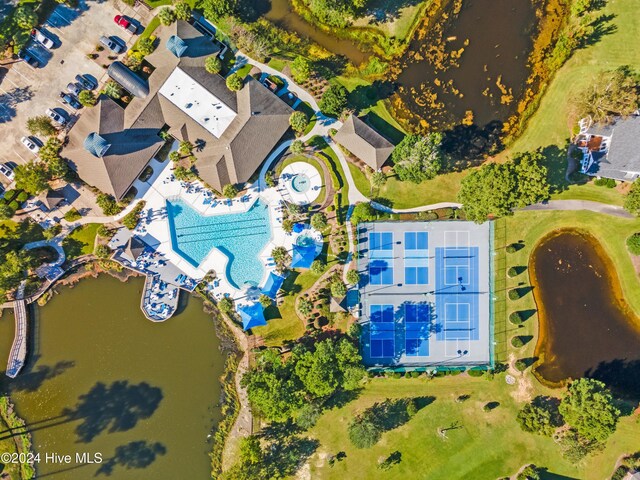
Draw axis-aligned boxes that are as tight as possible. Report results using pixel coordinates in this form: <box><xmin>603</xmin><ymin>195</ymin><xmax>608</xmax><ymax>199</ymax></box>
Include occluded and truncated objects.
<box><xmin>114</xmin><ymin>15</ymin><xmax>137</xmax><ymax>34</ymax></box>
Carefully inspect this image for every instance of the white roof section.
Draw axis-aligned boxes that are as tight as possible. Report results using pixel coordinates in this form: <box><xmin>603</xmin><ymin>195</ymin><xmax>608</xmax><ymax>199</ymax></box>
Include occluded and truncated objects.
<box><xmin>158</xmin><ymin>67</ymin><xmax>236</xmax><ymax>138</ymax></box>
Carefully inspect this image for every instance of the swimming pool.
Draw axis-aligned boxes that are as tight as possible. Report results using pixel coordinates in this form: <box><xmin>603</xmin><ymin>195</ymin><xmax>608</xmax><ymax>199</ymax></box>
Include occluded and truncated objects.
<box><xmin>166</xmin><ymin>198</ymin><xmax>272</xmax><ymax>289</ymax></box>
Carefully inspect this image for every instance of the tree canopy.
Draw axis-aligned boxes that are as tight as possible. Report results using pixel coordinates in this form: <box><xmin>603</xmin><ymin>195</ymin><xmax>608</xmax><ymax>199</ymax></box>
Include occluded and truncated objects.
<box><xmin>319</xmin><ymin>84</ymin><xmax>348</xmax><ymax>118</ymax></box>
<box><xmin>14</xmin><ymin>161</ymin><xmax>50</xmax><ymax>195</ymax></box>
<box><xmin>391</xmin><ymin>134</ymin><xmax>444</xmax><ymax>183</ymax></box>
<box><xmin>624</xmin><ymin>179</ymin><xmax>640</xmax><ymax>215</ymax></box>
<box><xmin>26</xmin><ymin>116</ymin><xmax>57</xmax><ymax>137</ymax></box>
<box><xmin>350</xmin><ymin>202</ymin><xmax>376</xmax><ymax>224</ymax></box>
<box><xmin>226</xmin><ymin>73</ymin><xmax>244</xmax><ymax>91</ymax></box>
<box><xmin>289</xmin><ymin>111</ymin><xmax>309</xmax><ymax>134</ymax></box>
<box><xmin>558</xmin><ymin>378</ymin><xmax>620</xmax><ymax>443</ymax></box>
<box><xmin>517</xmin><ymin>396</ymin><xmax>564</xmax><ymax>436</ymax></box>
<box><xmin>457</xmin><ymin>151</ymin><xmax>550</xmax><ymax>223</ymax></box>
<box><xmin>201</xmin><ymin>0</ymin><xmax>236</xmax><ymax>20</ymax></box>
<box><xmin>205</xmin><ymin>56</ymin><xmax>222</xmax><ymax>74</ymax></box>
<box><xmin>291</xmin><ymin>56</ymin><xmax>312</xmax><ymax>82</ymax></box>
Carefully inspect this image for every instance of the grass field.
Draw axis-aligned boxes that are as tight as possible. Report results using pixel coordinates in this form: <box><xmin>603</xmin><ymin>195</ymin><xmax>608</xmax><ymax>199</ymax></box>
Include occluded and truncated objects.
<box><xmin>62</xmin><ymin>223</ymin><xmax>99</xmax><ymax>260</ymax></box>
<box><xmin>306</xmin><ymin>374</ymin><xmax>639</xmax><ymax>480</ymax></box>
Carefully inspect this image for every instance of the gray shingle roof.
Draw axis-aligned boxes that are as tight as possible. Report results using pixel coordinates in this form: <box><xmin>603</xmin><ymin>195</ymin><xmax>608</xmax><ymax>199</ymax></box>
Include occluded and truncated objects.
<box><xmin>334</xmin><ymin>115</ymin><xmax>394</xmax><ymax>170</ymax></box>
<box><xmin>38</xmin><ymin>189</ymin><xmax>65</xmax><ymax>210</ymax></box>
<box><xmin>585</xmin><ymin>115</ymin><xmax>640</xmax><ymax>181</ymax></box>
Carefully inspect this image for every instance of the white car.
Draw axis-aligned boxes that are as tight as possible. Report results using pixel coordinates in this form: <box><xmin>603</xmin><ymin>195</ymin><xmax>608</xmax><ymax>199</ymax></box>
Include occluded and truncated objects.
<box><xmin>32</xmin><ymin>29</ymin><xmax>55</xmax><ymax>49</ymax></box>
<box><xmin>45</xmin><ymin>108</ymin><xmax>67</xmax><ymax>126</ymax></box>
<box><xmin>0</xmin><ymin>164</ymin><xmax>14</xmax><ymax>181</ymax></box>
<box><xmin>21</xmin><ymin>136</ymin><xmax>40</xmax><ymax>154</ymax></box>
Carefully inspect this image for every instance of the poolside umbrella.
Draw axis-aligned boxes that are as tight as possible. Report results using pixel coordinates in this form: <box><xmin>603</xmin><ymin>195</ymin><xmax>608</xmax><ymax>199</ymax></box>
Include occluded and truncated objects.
<box><xmin>292</xmin><ymin>223</ymin><xmax>306</xmax><ymax>234</ymax></box>
<box><xmin>261</xmin><ymin>272</ymin><xmax>285</xmax><ymax>300</ymax></box>
<box><xmin>237</xmin><ymin>302</ymin><xmax>267</xmax><ymax>331</ymax></box>
<box><xmin>291</xmin><ymin>244</ymin><xmax>317</xmax><ymax>269</ymax></box>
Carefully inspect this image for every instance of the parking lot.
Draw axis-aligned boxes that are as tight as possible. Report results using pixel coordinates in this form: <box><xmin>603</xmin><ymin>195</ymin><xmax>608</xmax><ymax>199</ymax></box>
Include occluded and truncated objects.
<box><xmin>0</xmin><ymin>0</ymin><xmax>148</xmax><ymax>177</ymax></box>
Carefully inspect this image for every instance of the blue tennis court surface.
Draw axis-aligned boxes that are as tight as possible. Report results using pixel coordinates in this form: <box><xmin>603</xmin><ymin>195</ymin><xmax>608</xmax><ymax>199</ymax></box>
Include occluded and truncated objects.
<box><xmin>435</xmin><ymin>246</ymin><xmax>479</xmax><ymax>341</ymax></box>
<box><xmin>357</xmin><ymin>221</ymin><xmax>491</xmax><ymax>367</ymax></box>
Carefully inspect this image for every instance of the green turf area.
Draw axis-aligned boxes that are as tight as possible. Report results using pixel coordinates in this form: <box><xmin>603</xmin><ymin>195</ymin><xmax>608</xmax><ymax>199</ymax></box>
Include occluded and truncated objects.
<box><xmin>351</xmin><ymin>0</ymin><xmax>427</xmax><ymax>41</ymax></box>
<box><xmin>306</xmin><ymin>374</ymin><xmax>639</xmax><ymax>480</ymax></box>
<box><xmin>267</xmin><ymin>57</ymin><xmax>287</xmax><ymax>72</ymax></box>
<box><xmin>500</xmin><ymin>0</ymin><xmax>638</xmax><ymax>205</ymax></box>
<box><xmin>234</xmin><ymin>63</ymin><xmax>253</xmax><ymax>80</ymax></box>
<box><xmin>62</xmin><ymin>223</ymin><xmax>100</xmax><ymax>260</ymax></box>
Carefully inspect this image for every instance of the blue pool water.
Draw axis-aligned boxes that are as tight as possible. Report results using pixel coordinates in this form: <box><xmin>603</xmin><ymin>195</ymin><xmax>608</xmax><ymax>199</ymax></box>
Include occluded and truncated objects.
<box><xmin>166</xmin><ymin>198</ymin><xmax>272</xmax><ymax>289</ymax></box>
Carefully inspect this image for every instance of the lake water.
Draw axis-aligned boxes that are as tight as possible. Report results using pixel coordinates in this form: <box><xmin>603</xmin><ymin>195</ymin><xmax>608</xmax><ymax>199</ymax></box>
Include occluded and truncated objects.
<box><xmin>530</xmin><ymin>230</ymin><xmax>640</xmax><ymax>397</ymax></box>
<box><xmin>0</xmin><ymin>275</ymin><xmax>224</xmax><ymax>478</ymax></box>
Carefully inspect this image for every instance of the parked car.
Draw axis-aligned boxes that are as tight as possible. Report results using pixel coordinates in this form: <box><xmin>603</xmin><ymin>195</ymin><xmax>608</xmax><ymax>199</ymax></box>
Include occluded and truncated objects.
<box><xmin>99</xmin><ymin>36</ymin><xmax>124</xmax><ymax>54</ymax></box>
<box><xmin>114</xmin><ymin>15</ymin><xmax>137</xmax><ymax>34</ymax></box>
<box><xmin>0</xmin><ymin>164</ymin><xmax>15</xmax><ymax>181</ymax></box>
<box><xmin>45</xmin><ymin>108</ymin><xmax>67</xmax><ymax>126</ymax></box>
<box><xmin>66</xmin><ymin>82</ymin><xmax>82</xmax><ymax>96</ymax></box>
<box><xmin>21</xmin><ymin>136</ymin><xmax>41</xmax><ymax>154</ymax></box>
<box><xmin>18</xmin><ymin>49</ymin><xmax>39</xmax><ymax>68</ymax></box>
<box><xmin>75</xmin><ymin>74</ymin><xmax>97</xmax><ymax>91</ymax></box>
<box><xmin>59</xmin><ymin>92</ymin><xmax>82</xmax><ymax>110</ymax></box>
<box><xmin>31</xmin><ymin>29</ymin><xmax>55</xmax><ymax>49</ymax></box>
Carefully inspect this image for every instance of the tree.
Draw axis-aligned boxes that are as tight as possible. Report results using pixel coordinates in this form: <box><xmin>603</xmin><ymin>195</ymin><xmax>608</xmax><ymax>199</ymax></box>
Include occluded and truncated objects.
<box><xmin>0</xmin><ymin>203</ymin><xmax>15</xmax><ymax>220</ymax></box>
<box><xmin>239</xmin><ymin>435</ymin><xmax>262</xmax><ymax>465</ymax></box>
<box><xmin>319</xmin><ymin>84</ymin><xmax>348</xmax><ymax>117</ymax></box>
<box><xmin>173</xmin><ymin>166</ymin><xmax>194</xmax><ymax>181</ymax></box>
<box><xmin>371</xmin><ymin>170</ymin><xmax>386</xmax><ymax>189</ymax></box>
<box><xmin>331</xmin><ymin>280</ymin><xmax>347</xmax><ymax>298</ymax></box>
<box><xmin>572</xmin><ymin>66</ymin><xmax>640</xmax><ymax>124</ymax></box>
<box><xmin>201</xmin><ymin>0</ymin><xmax>236</xmax><ymax>20</ymax></box>
<box><xmin>294</xmin><ymin>403</ymin><xmax>321</xmax><ymax>429</ymax></box>
<box><xmin>96</xmin><ymin>193</ymin><xmax>121</xmax><ymax>216</ymax></box>
<box><xmin>38</xmin><ymin>138</ymin><xmax>62</xmax><ymax>163</ymax></box>
<box><xmin>78</xmin><ymin>90</ymin><xmax>97</xmax><ymax>107</ymax></box>
<box><xmin>346</xmin><ymin>269</ymin><xmax>360</xmax><ymax>285</ymax></box>
<box><xmin>291</xmin><ymin>56</ymin><xmax>312</xmax><ymax>83</ymax></box>
<box><xmin>169</xmin><ymin>151</ymin><xmax>181</xmax><ymax>163</ymax></box>
<box><xmin>272</xmin><ymin>246</ymin><xmax>291</xmax><ymax>271</ymax></box>
<box><xmin>626</xmin><ymin>232</ymin><xmax>640</xmax><ymax>255</ymax></box>
<box><xmin>96</xmin><ymin>225</ymin><xmax>110</xmax><ymax>238</ymax></box>
<box><xmin>14</xmin><ymin>162</ymin><xmax>49</xmax><ymax>195</ymax></box>
<box><xmin>14</xmin><ymin>6</ymin><xmax>37</xmax><ymax>30</ymax></box>
<box><xmin>624</xmin><ymin>179</ymin><xmax>640</xmax><ymax>215</ymax></box>
<box><xmin>350</xmin><ymin>202</ymin><xmax>376</xmax><ymax>224</ymax></box>
<box><xmin>0</xmin><ymin>251</ymin><xmax>34</xmax><ymax>293</ymax></box>
<box><xmin>290</xmin><ymin>140</ymin><xmax>305</xmax><ymax>155</ymax></box>
<box><xmin>517</xmin><ymin>464</ymin><xmax>541</xmax><ymax>480</ymax></box>
<box><xmin>458</xmin><ymin>163</ymin><xmax>516</xmax><ymax>223</ymax></box>
<box><xmin>43</xmin><ymin>224</ymin><xmax>62</xmax><ymax>240</ymax></box>
<box><xmin>26</xmin><ymin>116</ymin><xmax>57</xmax><ymax>137</ymax></box>
<box><xmin>137</xmin><ymin>37</ymin><xmax>155</xmax><ymax>56</ymax></box>
<box><xmin>289</xmin><ymin>111</ymin><xmax>309</xmax><ymax>134</ymax></box>
<box><xmin>348</xmin><ymin>416</ymin><xmax>381</xmax><ymax>449</ymax></box>
<box><xmin>558</xmin><ymin>378</ymin><xmax>620</xmax><ymax>443</ymax></box>
<box><xmin>222</xmin><ymin>183</ymin><xmax>238</xmax><ymax>199</ymax></box>
<box><xmin>179</xmin><ymin>140</ymin><xmax>194</xmax><ymax>155</ymax></box>
<box><xmin>47</xmin><ymin>156</ymin><xmax>69</xmax><ymax>180</ymax></box>
<box><xmin>218</xmin><ymin>296</ymin><xmax>234</xmax><ymax>314</ymax></box>
<box><xmin>282</xmin><ymin>218</ymin><xmax>294</xmax><ymax>233</ymax></box>
<box><xmin>94</xmin><ymin>244</ymin><xmax>111</xmax><ymax>259</ymax></box>
<box><xmin>157</xmin><ymin>7</ymin><xmax>176</xmax><ymax>26</ymax></box>
<box><xmin>226</xmin><ymin>73</ymin><xmax>244</xmax><ymax>91</ymax></box>
<box><xmin>512</xmin><ymin>151</ymin><xmax>550</xmax><ymax>207</ymax></box>
<box><xmin>103</xmin><ymin>80</ymin><xmax>123</xmax><ymax>100</ymax></box>
<box><xmin>259</xmin><ymin>294</ymin><xmax>272</xmax><ymax>308</ymax></box>
<box><xmin>310</xmin><ymin>259</ymin><xmax>325</xmax><ymax>275</ymax></box>
<box><xmin>310</xmin><ymin>212</ymin><xmax>327</xmax><ymax>230</ymax></box>
<box><xmin>517</xmin><ymin>396</ymin><xmax>564</xmax><ymax>436</ymax></box>
<box><xmin>391</xmin><ymin>134</ymin><xmax>443</xmax><ymax>183</ymax></box>
<box><xmin>205</xmin><ymin>55</ymin><xmax>222</xmax><ymax>74</ymax></box>
<box><xmin>174</xmin><ymin>1</ymin><xmax>192</xmax><ymax>21</ymax></box>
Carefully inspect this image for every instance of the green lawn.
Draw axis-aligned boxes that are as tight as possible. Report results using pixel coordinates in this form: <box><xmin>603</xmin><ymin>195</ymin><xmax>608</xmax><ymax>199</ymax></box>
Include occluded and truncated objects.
<box><xmin>62</xmin><ymin>223</ymin><xmax>100</xmax><ymax>260</ymax></box>
<box><xmin>307</xmin><ymin>375</ymin><xmax>639</xmax><ymax>480</ymax></box>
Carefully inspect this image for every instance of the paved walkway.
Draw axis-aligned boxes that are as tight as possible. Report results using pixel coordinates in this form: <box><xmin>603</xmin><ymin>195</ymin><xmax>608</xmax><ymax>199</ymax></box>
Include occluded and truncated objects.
<box><xmin>522</xmin><ymin>199</ymin><xmax>633</xmax><ymax>218</ymax></box>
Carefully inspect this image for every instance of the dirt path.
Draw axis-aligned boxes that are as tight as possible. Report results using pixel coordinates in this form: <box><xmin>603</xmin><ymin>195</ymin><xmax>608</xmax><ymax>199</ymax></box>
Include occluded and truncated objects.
<box><xmin>508</xmin><ymin>353</ymin><xmax>534</xmax><ymax>403</ymax></box>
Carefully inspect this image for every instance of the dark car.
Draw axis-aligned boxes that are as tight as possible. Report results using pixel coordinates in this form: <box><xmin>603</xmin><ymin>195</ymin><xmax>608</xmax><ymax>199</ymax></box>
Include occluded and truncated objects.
<box><xmin>114</xmin><ymin>15</ymin><xmax>137</xmax><ymax>34</ymax></box>
<box><xmin>99</xmin><ymin>35</ymin><xmax>125</xmax><ymax>54</ymax></box>
<box><xmin>75</xmin><ymin>74</ymin><xmax>97</xmax><ymax>91</ymax></box>
<box><xmin>67</xmin><ymin>82</ymin><xmax>82</xmax><ymax>96</ymax></box>
<box><xmin>59</xmin><ymin>92</ymin><xmax>82</xmax><ymax>110</ymax></box>
<box><xmin>19</xmin><ymin>49</ymin><xmax>39</xmax><ymax>68</ymax></box>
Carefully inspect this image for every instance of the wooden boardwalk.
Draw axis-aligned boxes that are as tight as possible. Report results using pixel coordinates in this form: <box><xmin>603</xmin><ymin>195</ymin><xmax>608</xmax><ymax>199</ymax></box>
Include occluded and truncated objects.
<box><xmin>6</xmin><ymin>299</ymin><xmax>28</xmax><ymax>378</ymax></box>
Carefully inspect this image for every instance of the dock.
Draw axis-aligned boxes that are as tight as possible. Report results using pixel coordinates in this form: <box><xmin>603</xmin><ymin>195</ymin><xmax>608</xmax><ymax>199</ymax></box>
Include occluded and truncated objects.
<box><xmin>6</xmin><ymin>299</ymin><xmax>28</xmax><ymax>378</ymax></box>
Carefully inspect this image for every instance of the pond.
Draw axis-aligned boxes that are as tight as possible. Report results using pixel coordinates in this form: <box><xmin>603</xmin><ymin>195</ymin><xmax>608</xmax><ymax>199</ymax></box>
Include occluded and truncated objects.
<box><xmin>0</xmin><ymin>275</ymin><xmax>224</xmax><ymax>478</ymax></box>
<box><xmin>391</xmin><ymin>0</ymin><xmax>539</xmax><ymax>151</ymax></box>
<box><xmin>265</xmin><ymin>0</ymin><xmax>371</xmax><ymax>65</ymax></box>
<box><xmin>530</xmin><ymin>230</ymin><xmax>640</xmax><ymax>397</ymax></box>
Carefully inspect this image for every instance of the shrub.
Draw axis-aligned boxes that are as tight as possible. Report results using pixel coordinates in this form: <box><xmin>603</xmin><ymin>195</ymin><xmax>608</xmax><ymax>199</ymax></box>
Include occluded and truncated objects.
<box><xmin>16</xmin><ymin>191</ymin><xmax>28</xmax><ymax>203</ymax></box>
<box><xmin>94</xmin><ymin>244</ymin><xmax>111</xmax><ymax>259</ymax></box>
<box><xmin>291</xmin><ymin>56</ymin><xmax>312</xmax><ymax>82</ymax></box>
<box><xmin>310</xmin><ymin>212</ymin><xmax>327</xmax><ymax>230</ymax></box>
<box><xmin>158</xmin><ymin>7</ymin><xmax>176</xmax><ymax>26</ymax></box>
<box><xmin>78</xmin><ymin>90</ymin><xmax>97</xmax><ymax>107</ymax></box>
<box><xmin>511</xmin><ymin>336</ymin><xmax>524</xmax><ymax>348</ymax></box>
<box><xmin>508</xmin><ymin>266</ymin><xmax>519</xmax><ymax>277</ymax></box>
<box><xmin>348</xmin><ymin>416</ymin><xmax>381</xmax><ymax>449</ymax></box>
<box><xmin>626</xmin><ymin>233</ymin><xmax>640</xmax><ymax>255</ymax></box>
<box><xmin>122</xmin><ymin>202</ymin><xmax>145</xmax><ymax>230</ymax></box>
<box><xmin>9</xmin><ymin>200</ymin><xmax>19</xmax><ymax>211</ymax></box>
<box><xmin>218</xmin><ymin>296</ymin><xmax>234</xmax><ymax>314</ymax></box>
<box><xmin>310</xmin><ymin>259</ymin><xmax>325</xmax><ymax>275</ymax></box>
<box><xmin>222</xmin><ymin>184</ymin><xmax>238</xmax><ymax>199</ymax></box>
<box><xmin>319</xmin><ymin>84</ymin><xmax>348</xmax><ymax>117</ymax></box>
<box><xmin>102</xmin><ymin>80</ymin><xmax>123</xmax><ymax>100</ymax></box>
<box><xmin>593</xmin><ymin>177</ymin><xmax>616</xmax><ymax>188</ymax></box>
<box><xmin>508</xmin><ymin>289</ymin><xmax>521</xmax><ymax>300</ymax></box>
<box><xmin>289</xmin><ymin>111</ymin><xmax>309</xmax><ymax>134</ymax></box>
<box><xmin>63</xmin><ymin>208</ymin><xmax>82</xmax><ymax>222</ymax></box>
<box><xmin>509</xmin><ymin>311</ymin><xmax>524</xmax><ymax>325</ymax></box>
<box><xmin>137</xmin><ymin>37</ymin><xmax>155</xmax><ymax>56</ymax></box>
<box><xmin>96</xmin><ymin>225</ymin><xmax>110</xmax><ymax>238</ymax></box>
<box><xmin>226</xmin><ymin>73</ymin><xmax>243</xmax><ymax>91</ymax></box>
<box><xmin>467</xmin><ymin>368</ymin><xmax>485</xmax><ymax>377</ymax></box>
<box><xmin>205</xmin><ymin>56</ymin><xmax>222</xmax><ymax>74</ymax></box>
<box><xmin>506</xmin><ymin>243</ymin><xmax>518</xmax><ymax>253</ymax></box>
<box><xmin>515</xmin><ymin>359</ymin><xmax>527</xmax><ymax>372</ymax></box>
<box><xmin>290</xmin><ymin>140</ymin><xmax>305</xmax><ymax>155</ymax></box>
<box><xmin>331</xmin><ymin>280</ymin><xmax>347</xmax><ymax>298</ymax></box>
<box><xmin>174</xmin><ymin>1</ymin><xmax>191</xmax><ymax>21</ymax></box>
<box><xmin>346</xmin><ymin>269</ymin><xmax>360</xmax><ymax>285</ymax></box>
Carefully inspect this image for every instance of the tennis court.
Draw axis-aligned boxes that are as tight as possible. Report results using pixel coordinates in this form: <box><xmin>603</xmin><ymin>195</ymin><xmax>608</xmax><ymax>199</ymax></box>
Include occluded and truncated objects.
<box><xmin>357</xmin><ymin>221</ymin><xmax>492</xmax><ymax>368</ymax></box>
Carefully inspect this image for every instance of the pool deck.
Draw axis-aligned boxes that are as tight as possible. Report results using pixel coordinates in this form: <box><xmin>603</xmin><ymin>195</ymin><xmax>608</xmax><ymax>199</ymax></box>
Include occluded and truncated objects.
<box><xmin>109</xmin><ymin>158</ymin><xmax>297</xmax><ymax>307</ymax></box>
<box><xmin>279</xmin><ymin>161</ymin><xmax>323</xmax><ymax>205</ymax></box>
